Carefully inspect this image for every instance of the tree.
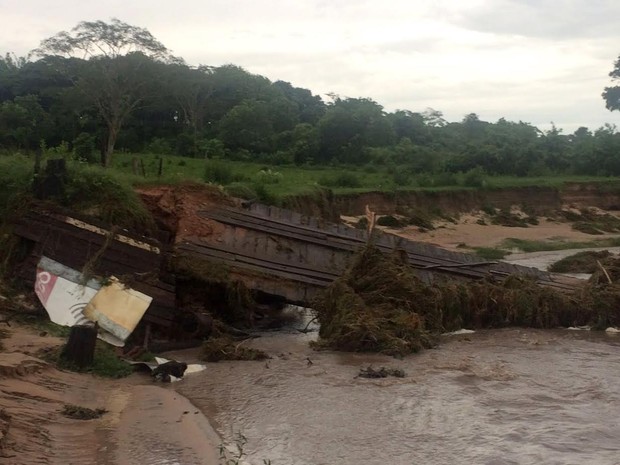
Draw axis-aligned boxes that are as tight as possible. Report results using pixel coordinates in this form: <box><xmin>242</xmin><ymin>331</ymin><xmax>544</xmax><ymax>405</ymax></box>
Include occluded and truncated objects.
<box><xmin>0</xmin><ymin>95</ymin><xmax>50</xmax><ymax>149</ymax></box>
<box><xmin>34</xmin><ymin>18</ymin><xmax>177</xmax><ymax>166</ymax></box>
<box><xmin>603</xmin><ymin>55</ymin><xmax>620</xmax><ymax>112</ymax></box>
<box><xmin>218</xmin><ymin>99</ymin><xmax>274</xmax><ymax>153</ymax></box>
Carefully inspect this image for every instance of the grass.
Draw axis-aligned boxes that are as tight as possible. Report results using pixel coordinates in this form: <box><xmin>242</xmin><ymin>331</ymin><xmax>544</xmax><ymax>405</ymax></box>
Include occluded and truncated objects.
<box><xmin>548</xmin><ymin>251</ymin><xmax>612</xmax><ymax>273</ymax></box>
<box><xmin>4</xmin><ymin>152</ymin><xmax>620</xmax><ymax>209</ymax></box>
<box><xmin>502</xmin><ymin>237</ymin><xmax>620</xmax><ymax>253</ymax></box>
<box><xmin>473</xmin><ymin>247</ymin><xmax>510</xmax><ymax>260</ymax></box>
<box><xmin>0</xmin><ymin>153</ymin><xmax>155</xmax><ymax>234</ymax></box>
<box><xmin>104</xmin><ymin>152</ymin><xmax>620</xmax><ymax>200</ymax></box>
<box><xmin>44</xmin><ymin>341</ymin><xmax>133</xmax><ymax>378</ymax></box>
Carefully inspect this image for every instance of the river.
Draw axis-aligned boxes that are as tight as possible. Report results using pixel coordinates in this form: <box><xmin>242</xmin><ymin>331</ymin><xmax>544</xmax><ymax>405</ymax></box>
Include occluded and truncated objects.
<box><xmin>174</xmin><ymin>324</ymin><xmax>620</xmax><ymax>465</ymax></box>
<box><xmin>172</xmin><ymin>249</ymin><xmax>620</xmax><ymax>465</ymax></box>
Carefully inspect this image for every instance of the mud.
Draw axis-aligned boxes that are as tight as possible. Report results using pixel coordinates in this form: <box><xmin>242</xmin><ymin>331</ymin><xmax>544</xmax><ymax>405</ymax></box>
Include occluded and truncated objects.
<box><xmin>0</xmin><ymin>324</ymin><xmax>221</xmax><ymax>465</ymax></box>
<box><xmin>176</xmin><ymin>326</ymin><xmax>620</xmax><ymax>465</ymax></box>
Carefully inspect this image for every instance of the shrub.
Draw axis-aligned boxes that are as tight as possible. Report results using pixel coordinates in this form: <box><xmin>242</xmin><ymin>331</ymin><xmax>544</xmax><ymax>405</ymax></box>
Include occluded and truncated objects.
<box><xmin>225</xmin><ymin>182</ymin><xmax>257</xmax><ymax>200</ymax></box>
<box><xmin>376</xmin><ymin>215</ymin><xmax>404</xmax><ymax>227</ymax></box>
<box><xmin>73</xmin><ymin>133</ymin><xmax>97</xmax><ymax>163</ymax></box>
<box><xmin>392</xmin><ymin>171</ymin><xmax>411</xmax><ymax>186</ymax></box>
<box><xmin>463</xmin><ymin>167</ymin><xmax>487</xmax><ymax>188</ymax></box>
<box><xmin>320</xmin><ymin>172</ymin><xmax>361</xmax><ymax>188</ymax></box>
<box><xmin>256</xmin><ymin>169</ymin><xmax>283</xmax><ymax>185</ymax></box>
<box><xmin>416</xmin><ymin>174</ymin><xmax>433</xmax><ymax>187</ymax></box>
<box><xmin>433</xmin><ymin>172</ymin><xmax>459</xmax><ymax>187</ymax></box>
<box><xmin>146</xmin><ymin>137</ymin><xmax>173</xmax><ymax>155</ymax></box>
<box><xmin>204</xmin><ymin>161</ymin><xmax>234</xmax><ymax>185</ymax></box>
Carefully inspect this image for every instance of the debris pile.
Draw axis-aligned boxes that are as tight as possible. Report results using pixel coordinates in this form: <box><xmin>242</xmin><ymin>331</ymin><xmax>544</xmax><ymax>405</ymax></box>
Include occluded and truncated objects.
<box><xmin>313</xmin><ymin>245</ymin><xmax>442</xmax><ymax>356</ymax></box>
<box><xmin>548</xmin><ymin>250</ymin><xmax>612</xmax><ymax>273</ymax></box>
<box><xmin>200</xmin><ymin>335</ymin><xmax>269</xmax><ymax>362</ymax></box>
<box><xmin>356</xmin><ymin>366</ymin><xmax>406</xmax><ymax>379</ymax></box>
<box><xmin>313</xmin><ymin>244</ymin><xmax>620</xmax><ymax>356</ymax></box>
<box><xmin>61</xmin><ymin>404</ymin><xmax>107</xmax><ymax>420</ymax></box>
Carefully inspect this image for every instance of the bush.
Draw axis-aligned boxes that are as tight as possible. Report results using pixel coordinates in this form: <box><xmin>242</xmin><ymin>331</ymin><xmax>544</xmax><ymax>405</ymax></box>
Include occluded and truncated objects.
<box><xmin>146</xmin><ymin>137</ymin><xmax>173</xmax><ymax>155</ymax></box>
<box><xmin>320</xmin><ymin>172</ymin><xmax>361</xmax><ymax>188</ymax></box>
<box><xmin>0</xmin><ymin>154</ymin><xmax>34</xmax><ymax>219</ymax></box>
<box><xmin>433</xmin><ymin>172</ymin><xmax>459</xmax><ymax>187</ymax></box>
<box><xmin>225</xmin><ymin>182</ymin><xmax>257</xmax><ymax>200</ymax></box>
<box><xmin>204</xmin><ymin>161</ymin><xmax>234</xmax><ymax>185</ymax></box>
<box><xmin>376</xmin><ymin>215</ymin><xmax>405</xmax><ymax>227</ymax></box>
<box><xmin>256</xmin><ymin>169</ymin><xmax>283</xmax><ymax>184</ymax></box>
<box><xmin>416</xmin><ymin>174</ymin><xmax>434</xmax><ymax>187</ymax></box>
<box><xmin>252</xmin><ymin>182</ymin><xmax>278</xmax><ymax>205</ymax></box>
<box><xmin>73</xmin><ymin>133</ymin><xmax>97</xmax><ymax>163</ymax></box>
<box><xmin>200</xmin><ymin>139</ymin><xmax>226</xmax><ymax>159</ymax></box>
<box><xmin>463</xmin><ymin>167</ymin><xmax>487</xmax><ymax>188</ymax></box>
<box><xmin>64</xmin><ymin>164</ymin><xmax>155</xmax><ymax>233</ymax></box>
<box><xmin>392</xmin><ymin>171</ymin><xmax>411</xmax><ymax>186</ymax></box>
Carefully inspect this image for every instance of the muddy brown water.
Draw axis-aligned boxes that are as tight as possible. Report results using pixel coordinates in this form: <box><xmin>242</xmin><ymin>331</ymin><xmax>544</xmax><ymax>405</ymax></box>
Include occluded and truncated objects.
<box><xmin>174</xmin><ymin>325</ymin><xmax>620</xmax><ymax>465</ymax></box>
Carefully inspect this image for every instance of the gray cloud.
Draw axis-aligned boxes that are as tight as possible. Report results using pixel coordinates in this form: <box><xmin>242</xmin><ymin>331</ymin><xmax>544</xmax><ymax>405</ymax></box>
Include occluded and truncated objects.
<box><xmin>0</xmin><ymin>0</ymin><xmax>618</xmax><ymax>132</ymax></box>
<box><xmin>453</xmin><ymin>0</ymin><xmax>620</xmax><ymax>40</ymax></box>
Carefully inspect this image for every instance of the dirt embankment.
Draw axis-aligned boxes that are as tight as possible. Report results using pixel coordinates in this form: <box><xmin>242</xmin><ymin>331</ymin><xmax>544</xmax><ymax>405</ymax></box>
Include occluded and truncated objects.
<box><xmin>284</xmin><ymin>183</ymin><xmax>620</xmax><ymax>218</ymax></box>
<box><xmin>137</xmin><ymin>183</ymin><xmax>237</xmax><ymax>243</ymax></box>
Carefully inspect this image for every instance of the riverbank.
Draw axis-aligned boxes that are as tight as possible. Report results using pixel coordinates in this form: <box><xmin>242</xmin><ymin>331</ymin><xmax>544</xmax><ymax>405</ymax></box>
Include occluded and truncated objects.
<box><xmin>360</xmin><ymin>208</ymin><xmax>620</xmax><ymax>255</ymax></box>
<box><xmin>0</xmin><ymin>323</ymin><xmax>221</xmax><ymax>465</ymax></box>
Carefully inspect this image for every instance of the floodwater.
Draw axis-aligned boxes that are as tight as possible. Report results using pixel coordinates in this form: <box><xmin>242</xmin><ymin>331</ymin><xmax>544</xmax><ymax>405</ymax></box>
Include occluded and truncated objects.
<box><xmin>505</xmin><ymin>246</ymin><xmax>620</xmax><ymax>279</ymax></box>
<box><xmin>176</xmin><ymin>323</ymin><xmax>620</xmax><ymax>465</ymax></box>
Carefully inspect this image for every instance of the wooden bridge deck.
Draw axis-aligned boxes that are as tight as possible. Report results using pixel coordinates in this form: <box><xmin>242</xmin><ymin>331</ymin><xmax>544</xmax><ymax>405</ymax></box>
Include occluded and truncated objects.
<box><xmin>178</xmin><ymin>204</ymin><xmax>579</xmax><ymax>304</ymax></box>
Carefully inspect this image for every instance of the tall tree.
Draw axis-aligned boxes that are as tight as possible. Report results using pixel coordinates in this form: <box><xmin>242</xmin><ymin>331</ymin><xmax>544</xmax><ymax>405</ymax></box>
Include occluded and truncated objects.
<box><xmin>34</xmin><ymin>18</ymin><xmax>178</xmax><ymax>166</ymax></box>
<box><xmin>603</xmin><ymin>55</ymin><xmax>620</xmax><ymax>112</ymax></box>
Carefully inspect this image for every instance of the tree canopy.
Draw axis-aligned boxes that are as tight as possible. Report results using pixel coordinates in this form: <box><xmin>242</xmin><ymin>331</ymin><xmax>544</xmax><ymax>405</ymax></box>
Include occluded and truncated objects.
<box><xmin>0</xmin><ymin>22</ymin><xmax>618</xmax><ymax>179</ymax></box>
<box><xmin>603</xmin><ymin>55</ymin><xmax>620</xmax><ymax>112</ymax></box>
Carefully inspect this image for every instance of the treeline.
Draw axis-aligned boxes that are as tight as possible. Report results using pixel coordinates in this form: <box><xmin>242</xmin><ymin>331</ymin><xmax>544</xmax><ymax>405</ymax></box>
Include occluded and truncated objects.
<box><xmin>1</xmin><ymin>21</ymin><xmax>620</xmax><ymax>177</ymax></box>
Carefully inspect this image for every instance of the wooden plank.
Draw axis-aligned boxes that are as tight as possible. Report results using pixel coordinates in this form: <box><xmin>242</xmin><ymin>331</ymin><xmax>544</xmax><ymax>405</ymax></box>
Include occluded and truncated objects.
<box><xmin>178</xmin><ymin>242</ymin><xmax>337</xmax><ymax>283</ymax></box>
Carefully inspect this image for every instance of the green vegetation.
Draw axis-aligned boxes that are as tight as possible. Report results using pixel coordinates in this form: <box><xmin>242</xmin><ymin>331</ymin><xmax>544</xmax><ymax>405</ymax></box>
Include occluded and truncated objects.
<box><xmin>473</xmin><ymin>247</ymin><xmax>510</xmax><ymax>260</ymax></box>
<box><xmin>46</xmin><ymin>341</ymin><xmax>133</xmax><ymax>378</ymax></box>
<box><xmin>502</xmin><ymin>237</ymin><xmax>620</xmax><ymax>253</ymax></box>
<box><xmin>1</xmin><ymin>18</ymin><xmax>619</xmax><ymax>194</ymax></box>
<box><xmin>548</xmin><ymin>251</ymin><xmax>612</xmax><ymax>273</ymax></box>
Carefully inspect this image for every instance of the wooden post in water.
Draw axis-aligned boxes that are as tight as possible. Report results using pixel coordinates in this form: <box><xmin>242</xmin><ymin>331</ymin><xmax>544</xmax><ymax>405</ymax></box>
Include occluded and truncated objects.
<box><xmin>60</xmin><ymin>324</ymin><xmax>98</xmax><ymax>370</ymax></box>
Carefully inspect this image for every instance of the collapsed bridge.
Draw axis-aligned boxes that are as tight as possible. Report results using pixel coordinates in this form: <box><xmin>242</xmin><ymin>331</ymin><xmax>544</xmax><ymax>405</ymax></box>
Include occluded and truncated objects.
<box><xmin>176</xmin><ymin>203</ymin><xmax>579</xmax><ymax>304</ymax></box>
<box><xmin>11</xmin><ymin>199</ymin><xmax>581</xmax><ymax>338</ymax></box>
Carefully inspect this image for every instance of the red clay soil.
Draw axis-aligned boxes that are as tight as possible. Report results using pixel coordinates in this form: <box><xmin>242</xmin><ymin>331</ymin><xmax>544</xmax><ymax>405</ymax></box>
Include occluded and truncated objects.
<box><xmin>137</xmin><ymin>184</ymin><xmax>238</xmax><ymax>243</ymax></box>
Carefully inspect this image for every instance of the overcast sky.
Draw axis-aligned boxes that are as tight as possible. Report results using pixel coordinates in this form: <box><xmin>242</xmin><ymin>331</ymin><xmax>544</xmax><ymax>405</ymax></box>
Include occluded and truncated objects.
<box><xmin>1</xmin><ymin>0</ymin><xmax>619</xmax><ymax>132</ymax></box>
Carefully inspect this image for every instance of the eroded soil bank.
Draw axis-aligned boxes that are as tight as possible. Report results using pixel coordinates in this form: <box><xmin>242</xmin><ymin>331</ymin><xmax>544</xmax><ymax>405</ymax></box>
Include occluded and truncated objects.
<box><xmin>0</xmin><ymin>324</ymin><xmax>220</xmax><ymax>465</ymax></box>
<box><xmin>285</xmin><ymin>182</ymin><xmax>620</xmax><ymax>218</ymax></box>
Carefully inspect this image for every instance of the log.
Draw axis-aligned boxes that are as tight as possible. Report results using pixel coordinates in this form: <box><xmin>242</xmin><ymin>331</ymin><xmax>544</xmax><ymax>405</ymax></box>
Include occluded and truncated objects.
<box><xmin>60</xmin><ymin>324</ymin><xmax>98</xmax><ymax>369</ymax></box>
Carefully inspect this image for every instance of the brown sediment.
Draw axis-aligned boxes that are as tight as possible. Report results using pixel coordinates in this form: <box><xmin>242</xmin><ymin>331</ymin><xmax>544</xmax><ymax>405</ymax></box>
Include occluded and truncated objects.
<box><xmin>342</xmin><ymin>208</ymin><xmax>620</xmax><ymax>252</ymax></box>
<box><xmin>0</xmin><ymin>323</ymin><xmax>221</xmax><ymax>464</ymax></box>
<box><xmin>136</xmin><ymin>183</ymin><xmax>237</xmax><ymax>243</ymax></box>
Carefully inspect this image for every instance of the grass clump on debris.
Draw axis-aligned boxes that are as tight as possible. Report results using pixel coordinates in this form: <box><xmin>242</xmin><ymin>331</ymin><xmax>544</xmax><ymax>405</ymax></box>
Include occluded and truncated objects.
<box><xmin>312</xmin><ymin>244</ymin><xmax>620</xmax><ymax>356</ymax></box>
<box><xmin>61</xmin><ymin>404</ymin><xmax>107</xmax><ymax>420</ymax></box>
<box><xmin>312</xmin><ymin>245</ymin><xmax>442</xmax><ymax>356</ymax></box>
<box><xmin>44</xmin><ymin>341</ymin><xmax>133</xmax><ymax>378</ymax></box>
<box><xmin>548</xmin><ymin>251</ymin><xmax>612</xmax><ymax>273</ymax></box>
<box><xmin>200</xmin><ymin>335</ymin><xmax>269</xmax><ymax>362</ymax></box>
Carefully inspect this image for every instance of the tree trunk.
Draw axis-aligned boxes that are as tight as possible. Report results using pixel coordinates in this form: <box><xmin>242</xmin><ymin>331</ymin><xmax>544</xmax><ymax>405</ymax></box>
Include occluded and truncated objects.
<box><xmin>60</xmin><ymin>325</ymin><xmax>98</xmax><ymax>370</ymax></box>
<box><xmin>103</xmin><ymin>124</ymin><xmax>119</xmax><ymax>168</ymax></box>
